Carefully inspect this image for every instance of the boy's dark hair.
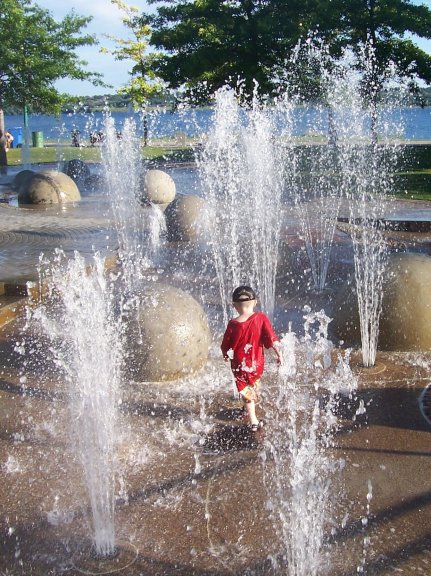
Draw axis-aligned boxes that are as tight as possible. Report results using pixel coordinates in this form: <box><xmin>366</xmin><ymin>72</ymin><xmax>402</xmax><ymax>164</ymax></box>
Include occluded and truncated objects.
<box><xmin>232</xmin><ymin>285</ymin><xmax>257</xmax><ymax>302</ymax></box>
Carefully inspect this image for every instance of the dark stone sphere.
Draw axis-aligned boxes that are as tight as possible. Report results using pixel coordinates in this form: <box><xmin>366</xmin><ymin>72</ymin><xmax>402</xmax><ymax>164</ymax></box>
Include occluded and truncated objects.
<box><xmin>62</xmin><ymin>158</ymin><xmax>91</xmax><ymax>182</ymax></box>
<box><xmin>165</xmin><ymin>195</ymin><xmax>206</xmax><ymax>242</ymax></box>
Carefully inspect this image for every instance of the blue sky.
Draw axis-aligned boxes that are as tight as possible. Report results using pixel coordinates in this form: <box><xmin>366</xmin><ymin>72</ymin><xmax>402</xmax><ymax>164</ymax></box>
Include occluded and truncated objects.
<box><xmin>37</xmin><ymin>0</ymin><xmax>431</xmax><ymax>97</ymax></box>
<box><xmin>37</xmin><ymin>0</ymin><xmax>152</xmax><ymax>96</ymax></box>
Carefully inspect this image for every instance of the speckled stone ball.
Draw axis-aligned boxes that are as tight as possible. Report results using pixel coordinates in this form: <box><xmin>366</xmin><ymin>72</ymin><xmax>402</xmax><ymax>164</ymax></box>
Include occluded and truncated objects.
<box><xmin>12</xmin><ymin>169</ymin><xmax>35</xmax><ymax>192</ymax></box>
<box><xmin>165</xmin><ymin>195</ymin><xmax>206</xmax><ymax>242</ymax></box>
<box><xmin>126</xmin><ymin>284</ymin><xmax>211</xmax><ymax>381</ymax></box>
<box><xmin>379</xmin><ymin>253</ymin><xmax>431</xmax><ymax>350</ymax></box>
<box><xmin>83</xmin><ymin>174</ymin><xmax>106</xmax><ymax>195</ymax></box>
<box><xmin>332</xmin><ymin>252</ymin><xmax>431</xmax><ymax>351</ymax></box>
<box><xmin>18</xmin><ymin>171</ymin><xmax>81</xmax><ymax>205</ymax></box>
<box><xmin>143</xmin><ymin>169</ymin><xmax>176</xmax><ymax>208</ymax></box>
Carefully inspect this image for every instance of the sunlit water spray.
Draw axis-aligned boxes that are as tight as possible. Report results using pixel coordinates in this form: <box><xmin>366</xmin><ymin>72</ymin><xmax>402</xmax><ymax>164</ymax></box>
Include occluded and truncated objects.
<box><xmin>335</xmin><ymin>48</ymin><xmax>406</xmax><ymax>367</ymax></box>
<box><xmin>199</xmin><ymin>86</ymin><xmax>283</xmax><ymax>323</ymax></box>
<box><xmin>283</xmin><ymin>42</ymin><xmax>344</xmax><ymax>293</ymax></box>
<box><xmin>263</xmin><ymin>310</ymin><xmax>358</xmax><ymax>575</ymax></box>
<box><xmin>29</xmin><ymin>250</ymin><xmax>123</xmax><ymax>557</ymax></box>
<box><xmin>101</xmin><ymin>115</ymin><xmax>165</xmax><ymax>294</ymax></box>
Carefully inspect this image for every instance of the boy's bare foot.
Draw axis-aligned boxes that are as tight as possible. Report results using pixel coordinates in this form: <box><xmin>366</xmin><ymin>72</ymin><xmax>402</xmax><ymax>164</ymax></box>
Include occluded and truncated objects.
<box><xmin>250</xmin><ymin>420</ymin><xmax>265</xmax><ymax>432</ymax></box>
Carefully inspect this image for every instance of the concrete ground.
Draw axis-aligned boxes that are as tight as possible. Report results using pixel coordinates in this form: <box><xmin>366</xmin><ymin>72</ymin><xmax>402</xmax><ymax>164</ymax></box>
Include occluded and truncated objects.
<box><xmin>0</xmin><ymin>177</ymin><xmax>430</xmax><ymax>575</ymax></box>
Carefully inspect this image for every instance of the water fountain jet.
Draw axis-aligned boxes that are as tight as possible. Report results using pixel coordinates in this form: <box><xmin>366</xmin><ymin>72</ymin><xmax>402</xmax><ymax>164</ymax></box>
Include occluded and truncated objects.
<box><xmin>31</xmin><ymin>250</ymin><xmax>123</xmax><ymax>559</ymax></box>
<box><xmin>199</xmin><ymin>86</ymin><xmax>283</xmax><ymax>324</ymax></box>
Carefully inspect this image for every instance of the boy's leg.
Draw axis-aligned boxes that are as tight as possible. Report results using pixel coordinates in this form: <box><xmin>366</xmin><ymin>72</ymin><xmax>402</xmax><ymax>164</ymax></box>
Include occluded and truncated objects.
<box><xmin>243</xmin><ymin>399</ymin><xmax>259</xmax><ymax>427</ymax></box>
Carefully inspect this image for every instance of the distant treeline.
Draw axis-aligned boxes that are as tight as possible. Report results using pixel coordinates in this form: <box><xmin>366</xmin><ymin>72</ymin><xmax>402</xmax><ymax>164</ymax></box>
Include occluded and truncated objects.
<box><xmin>4</xmin><ymin>87</ymin><xmax>431</xmax><ymax>116</ymax></box>
<box><xmin>61</xmin><ymin>93</ymin><xmax>175</xmax><ymax>113</ymax></box>
<box><xmin>4</xmin><ymin>93</ymin><xmax>174</xmax><ymax>115</ymax></box>
<box><xmin>66</xmin><ymin>87</ymin><xmax>431</xmax><ymax>112</ymax></box>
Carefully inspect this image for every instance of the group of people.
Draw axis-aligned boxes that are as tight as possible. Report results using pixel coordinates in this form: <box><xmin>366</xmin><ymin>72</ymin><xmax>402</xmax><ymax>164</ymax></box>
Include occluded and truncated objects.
<box><xmin>72</xmin><ymin>129</ymin><xmax>109</xmax><ymax>147</ymax></box>
<box><xmin>0</xmin><ymin>130</ymin><xmax>13</xmax><ymax>175</ymax></box>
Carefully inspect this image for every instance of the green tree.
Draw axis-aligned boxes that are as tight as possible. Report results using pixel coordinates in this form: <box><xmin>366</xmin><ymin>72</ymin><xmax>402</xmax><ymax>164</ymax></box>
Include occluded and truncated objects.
<box><xmin>331</xmin><ymin>0</ymin><xmax>431</xmax><ymax>87</ymax></box>
<box><xmin>143</xmin><ymin>0</ymin><xmax>307</xmax><ymax>103</ymax></box>
<box><xmin>102</xmin><ymin>0</ymin><xmax>164</xmax><ymax>108</ymax></box>
<box><xmin>0</xmin><ymin>0</ymin><xmax>104</xmax><ymax>116</ymax></box>
<box><xmin>142</xmin><ymin>0</ymin><xmax>431</xmax><ymax>105</ymax></box>
<box><xmin>325</xmin><ymin>0</ymin><xmax>431</xmax><ymax>141</ymax></box>
<box><xmin>102</xmin><ymin>0</ymin><xmax>165</xmax><ymax>144</ymax></box>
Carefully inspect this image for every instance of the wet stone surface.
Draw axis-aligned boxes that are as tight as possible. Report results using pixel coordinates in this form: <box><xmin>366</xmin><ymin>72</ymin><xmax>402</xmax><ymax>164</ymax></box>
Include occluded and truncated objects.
<box><xmin>0</xmin><ymin>189</ymin><xmax>430</xmax><ymax>574</ymax></box>
<box><xmin>0</xmin><ymin>311</ymin><xmax>430</xmax><ymax>575</ymax></box>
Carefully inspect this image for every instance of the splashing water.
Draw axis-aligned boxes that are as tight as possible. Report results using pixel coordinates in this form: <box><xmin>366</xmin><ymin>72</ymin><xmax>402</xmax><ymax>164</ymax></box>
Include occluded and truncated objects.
<box><xmin>332</xmin><ymin>47</ymin><xmax>406</xmax><ymax>366</ymax></box>
<box><xmin>335</xmin><ymin>68</ymin><xmax>388</xmax><ymax>367</ymax></box>
<box><xmin>357</xmin><ymin>480</ymin><xmax>374</xmax><ymax>574</ymax></box>
<box><xmin>264</xmin><ymin>311</ymin><xmax>357</xmax><ymax>575</ymax></box>
<box><xmin>285</xmin><ymin>42</ymin><xmax>344</xmax><ymax>292</ymax></box>
<box><xmin>30</xmin><ymin>250</ymin><xmax>123</xmax><ymax>557</ymax></box>
<box><xmin>101</xmin><ymin>115</ymin><xmax>165</xmax><ymax>294</ymax></box>
<box><xmin>280</xmin><ymin>42</ymin><xmax>406</xmax><ymax>363</ymax></box>
<box><xmin>199</xmin><ymin>86</ymin><xmax>283</xmax><ymax>323</ymax></box>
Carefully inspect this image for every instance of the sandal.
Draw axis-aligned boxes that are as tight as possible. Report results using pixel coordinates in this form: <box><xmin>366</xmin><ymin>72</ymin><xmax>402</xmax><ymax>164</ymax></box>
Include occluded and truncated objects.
<box><xmin>250</xmin><ymin>420</ymin><xmax>265</xmax><ymax>432</ymax></box>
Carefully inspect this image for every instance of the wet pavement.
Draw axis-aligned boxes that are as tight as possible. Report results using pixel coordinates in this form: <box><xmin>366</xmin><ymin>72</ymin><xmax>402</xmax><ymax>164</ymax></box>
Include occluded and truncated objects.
<box><xmin>0</xmin><ymin>169</ymin><xmax>430</xmax><ymax>575</ymax></box>
<box><xmin>0</xmin><ymin>324</ymin><xmax>429</xmax><ymax>575</ymax></box>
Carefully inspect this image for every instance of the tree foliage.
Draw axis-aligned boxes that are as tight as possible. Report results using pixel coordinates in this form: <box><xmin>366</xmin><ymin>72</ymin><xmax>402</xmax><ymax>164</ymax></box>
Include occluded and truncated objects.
<box><xmin>143</xmin><ymin>0</ymin><xmax>309</xmax><ymax>101</ymax></box>
<box><xmin>0</xmin><ymin>0</ymin><xmax>104</xmax><ymax>113</ymax></box>
<box><xmin>142</xmin><ymin>0</ymin><xmax>431</xmax><ymax>103</ymax></box>
<box><xmin>101</xmin><ymin>0</ymin><xmax>165</xmax><ymax>108</ymax></box>
<box><xmin>330</xmin><ymin>0</ymin><xmax>431</xmax><ymax>101</ymax></box>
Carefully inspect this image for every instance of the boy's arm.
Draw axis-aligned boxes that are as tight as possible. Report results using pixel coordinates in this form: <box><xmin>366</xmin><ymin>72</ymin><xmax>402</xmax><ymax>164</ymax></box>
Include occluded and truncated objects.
<box><xmin>272</xmin><ymin>341</ymin><xmax>283</xmax><ymax>366</ymax></box>
<box><xmin>221</xmin><ymin>324</ymin><xmax>233</xmax><ymax>361</ymax></box>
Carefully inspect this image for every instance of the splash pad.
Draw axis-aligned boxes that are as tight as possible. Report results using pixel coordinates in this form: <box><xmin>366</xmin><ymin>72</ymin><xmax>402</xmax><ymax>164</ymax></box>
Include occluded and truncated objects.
<box><xmin>0</xmin><ymin>49</ymin><xmax>431</xmax><ymax>576</ymax></box>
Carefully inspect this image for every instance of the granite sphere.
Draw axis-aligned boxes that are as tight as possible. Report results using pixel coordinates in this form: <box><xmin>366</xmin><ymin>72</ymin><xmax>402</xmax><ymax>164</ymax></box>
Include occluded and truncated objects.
<box><xmin>18</xmin><ymin>171</ymin><xmax>81</xmax><ymax>205</ymax></box>
<box><xmin>126</xmin><ymin>284</ymin><xmax>211</xmax><ymax>381</ymax></box>
<box><xmin>332</xmin><ymin>252</ymin><xmax>431</xmax><ymax>351</ymax></box>
<box><xmin>83</xmin><ymin>174</ymin><xmax>106</xmax><ymax>195</ymax></box>
<box><xmin>143</xmin><ymin>169</ymin><xmax>176</xmax><ymax>209</ymax></box>
<box><xmin>12</xmin><ymin>170</ymin><xmax>35</xmax><ymax>192</ymax></box>
<box><xmin>165</xmin><ymin>195</ymin><xmax>206</xmax><ymax>242</ymax></box>
<box><xmin>62</xmin><ymin>159</ymin><xmax>91</xmax><ymax>182</ymax></box>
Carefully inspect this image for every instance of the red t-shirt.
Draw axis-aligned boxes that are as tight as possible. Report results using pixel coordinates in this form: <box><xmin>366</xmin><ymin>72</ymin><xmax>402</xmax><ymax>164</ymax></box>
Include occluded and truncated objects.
<box><xmin>221</xmin><ymin>311</ymin><xmax>278</xmax><ymax>391</ymax></box>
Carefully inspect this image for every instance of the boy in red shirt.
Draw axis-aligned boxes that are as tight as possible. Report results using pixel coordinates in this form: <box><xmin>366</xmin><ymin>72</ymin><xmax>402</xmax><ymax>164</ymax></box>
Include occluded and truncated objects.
<box><xmin>221</xmin><ymin>285</ymin><xmax>283</xmax><ymax>431</ymax></box>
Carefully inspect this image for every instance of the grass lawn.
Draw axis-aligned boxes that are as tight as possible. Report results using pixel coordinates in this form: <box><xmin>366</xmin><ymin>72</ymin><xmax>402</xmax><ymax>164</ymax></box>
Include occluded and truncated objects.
<box><xmin>6</xmin><ymin>144</ymin><xmax>195</xmax><ymax>166</ymax></box>
<box><xmin>5</xmin><ymin>144</ymin><xmax>431</xmax><ymax>200</ymax></box>
<box><xmin>392</xmin><ymin>169</ymin><xmax>431</xmax><ymax>200</ymax></box>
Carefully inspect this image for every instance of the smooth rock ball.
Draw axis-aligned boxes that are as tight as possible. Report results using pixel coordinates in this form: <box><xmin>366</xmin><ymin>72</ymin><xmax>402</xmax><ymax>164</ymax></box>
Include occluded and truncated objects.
<box><xmin>18</xmin><ymin>171</ymin><xmax>81</xmax><ymax>205</ymax></box>
<box><xmin>332</xmin><ymin>252</ymin><xmax>431</xmax><ymax>351</ymax></box>
<box><xmin>379</xmin><ymin>253</ymin><xmax>431</xmax><ymax>350</ymax></box>
<box><xmin>143</xmin><ymin>169</ymin><xmax>176</xmax><ymax>209</ymax></box>
<box><xmin>12</xmin><ymin>169</ymin><xmax>35</xmax><ymax>192</ymax></box>
<box><xmin>125</xmin><ymin>284</ymin><xmax>211</xmax><ymax>381</ymax></box>
<box><xmin>165</xmin><ymin>195</ymin><xmax>206</xmax><ymax>242</ymax></box>
<box><xmin>83</xmin><ymin>174</ymin><xmax>106</xmax><ymax>195</ymax></box>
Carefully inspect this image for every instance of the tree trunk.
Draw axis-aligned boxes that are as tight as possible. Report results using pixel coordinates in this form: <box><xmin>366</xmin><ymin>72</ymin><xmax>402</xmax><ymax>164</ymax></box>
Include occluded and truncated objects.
<box><xmin>143</xmin><ymin>111</ymin><xmax>148</xmax><ymax>147</ymax></box>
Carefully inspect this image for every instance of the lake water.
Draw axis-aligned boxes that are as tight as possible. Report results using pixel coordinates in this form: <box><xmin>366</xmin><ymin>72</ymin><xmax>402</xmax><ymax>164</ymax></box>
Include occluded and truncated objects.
<box><xmin>4</xmin><ymin>106</ymin><xmax>431</xmax><ymax>144</ymax></box>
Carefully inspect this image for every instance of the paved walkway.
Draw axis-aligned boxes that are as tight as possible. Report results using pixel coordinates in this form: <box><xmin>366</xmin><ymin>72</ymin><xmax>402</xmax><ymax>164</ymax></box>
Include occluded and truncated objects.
<box><xmin>0</xmin><ymin>172</ymin><xmax>429</xmax><ymax>575</ymax></box>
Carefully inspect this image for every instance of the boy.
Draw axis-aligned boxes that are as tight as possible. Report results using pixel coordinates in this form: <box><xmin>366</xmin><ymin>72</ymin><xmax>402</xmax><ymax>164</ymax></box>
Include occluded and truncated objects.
<box><xmin>221</xmin><ymin>285</ymin><xmax>283</xmax><ymax>431</ymax></box>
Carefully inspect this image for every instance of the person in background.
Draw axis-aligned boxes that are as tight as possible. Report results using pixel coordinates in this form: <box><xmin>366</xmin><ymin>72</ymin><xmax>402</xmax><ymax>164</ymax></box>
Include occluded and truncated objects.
<box><xmin>0</xmin><ymin>131</ymin><xmax>8</xmax><ymax>175</ymax></box>
<box><xmin>4</xmin><ymin>130</ymin><xmax>13</xmax><ymax>150</ymax></box>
